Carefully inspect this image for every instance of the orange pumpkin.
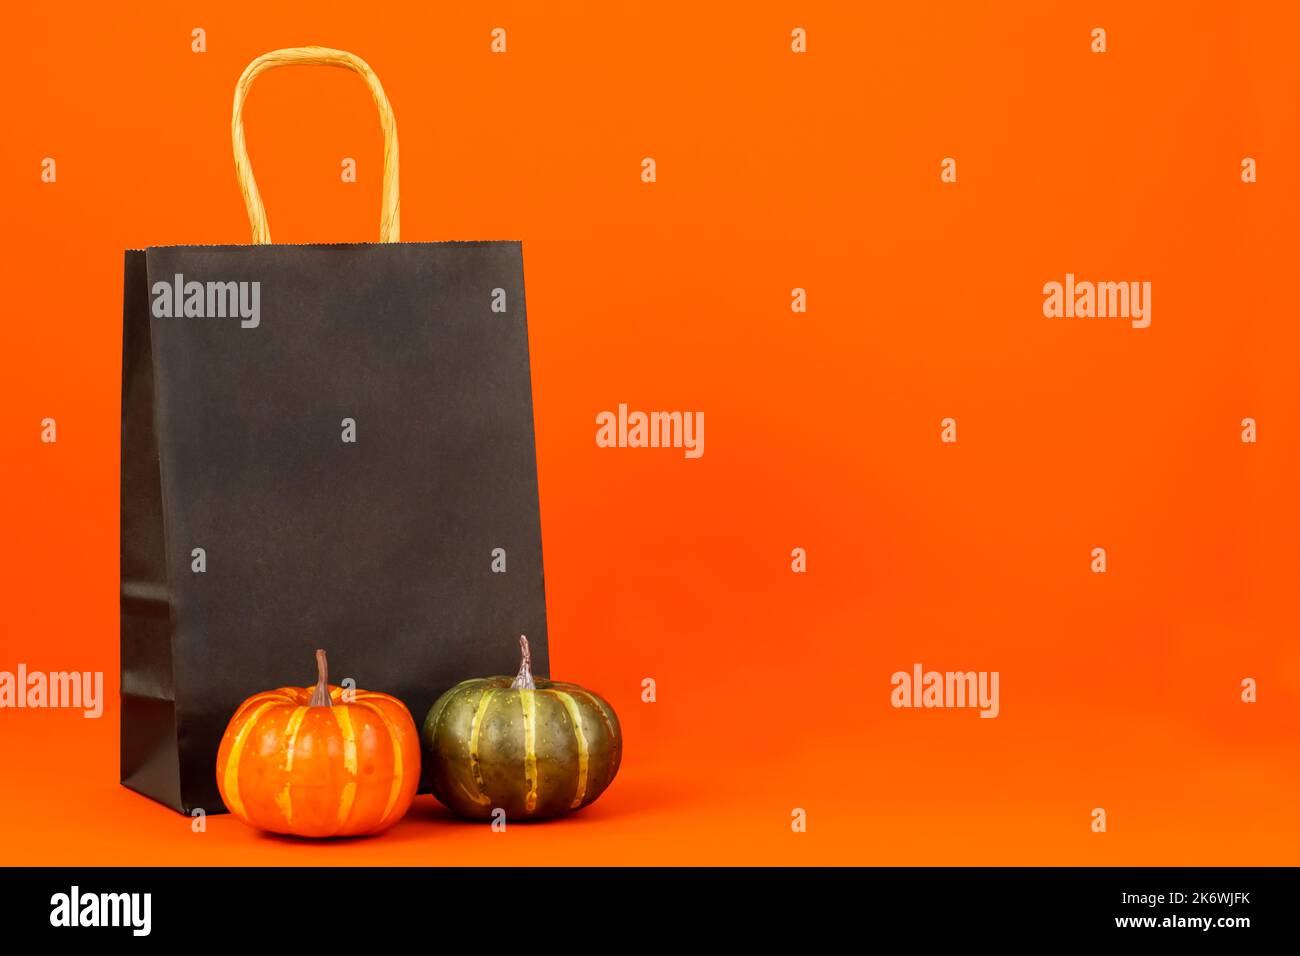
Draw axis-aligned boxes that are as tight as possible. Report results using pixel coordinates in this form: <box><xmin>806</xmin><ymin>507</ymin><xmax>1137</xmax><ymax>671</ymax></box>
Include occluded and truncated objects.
<box><xmin>215</xmin><ymin>650</ymin><xmax>420</xmax><ymax>837</ymax></box>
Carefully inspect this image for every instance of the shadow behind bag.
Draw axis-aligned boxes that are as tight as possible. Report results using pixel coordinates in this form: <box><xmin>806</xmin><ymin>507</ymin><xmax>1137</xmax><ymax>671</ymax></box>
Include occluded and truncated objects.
<box><xmin>120</xmin><ymin>47</ymin><xmax>548</xmax><ymax>814</ymax></box>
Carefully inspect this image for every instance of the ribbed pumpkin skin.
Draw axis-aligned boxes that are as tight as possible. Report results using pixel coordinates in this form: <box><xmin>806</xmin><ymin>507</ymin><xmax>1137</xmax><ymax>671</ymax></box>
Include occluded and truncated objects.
<box><xmin>216</xmin><ymin>684</ymin><xmax>420</xmax><ymax>837</ymax></box>
<box><xmin>422</xmin><ymin>677</ymin><xmax>621</xmax><ymax>820</ymax></box>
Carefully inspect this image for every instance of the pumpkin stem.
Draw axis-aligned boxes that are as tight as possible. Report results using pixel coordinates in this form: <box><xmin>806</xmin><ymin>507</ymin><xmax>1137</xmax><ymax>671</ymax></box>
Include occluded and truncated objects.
<box><xmin>510</xmin><ymin>635</ymin><xmax>536</xmax><ymax>691</ymax></box>
<box><xmin>308</xmin><ymin>649</ymin><xmax>333</xmax><ymax>707</ymax></box>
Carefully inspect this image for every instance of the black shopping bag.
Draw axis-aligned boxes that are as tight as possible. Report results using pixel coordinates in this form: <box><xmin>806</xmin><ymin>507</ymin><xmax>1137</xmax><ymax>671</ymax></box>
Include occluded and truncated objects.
<box><xmin>120</xmin><ymin>47</ymin><xmax>548</xmax><ymax>814</ymax></box>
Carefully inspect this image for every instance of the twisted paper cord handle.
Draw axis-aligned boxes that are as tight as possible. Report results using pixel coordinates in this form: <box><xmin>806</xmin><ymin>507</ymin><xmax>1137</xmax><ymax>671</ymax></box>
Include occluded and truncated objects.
<box><xmin>231</xmin><ymin>46</ymin><xmax>400</xmax><ymax>244</ymax></box>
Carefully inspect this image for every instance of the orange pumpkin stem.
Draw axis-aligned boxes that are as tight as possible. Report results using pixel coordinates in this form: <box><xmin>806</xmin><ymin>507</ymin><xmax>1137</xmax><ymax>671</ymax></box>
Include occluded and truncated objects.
<box><xmin>309</xmin><ymin>648</ymin><xmax>332</xmax><ymax>707</ymax></box>
<box><xmin>510</xmin><ymin>635</ymin><xmax>535</xmax><ymax>690</ymax></box>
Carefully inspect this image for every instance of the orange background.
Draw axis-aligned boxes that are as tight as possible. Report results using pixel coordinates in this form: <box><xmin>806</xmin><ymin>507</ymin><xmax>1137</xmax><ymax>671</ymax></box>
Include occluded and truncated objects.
<box><xmin>2</xmin><ymin>2</ymin><xmax>1298</xmax><ymax>865</ymax></box>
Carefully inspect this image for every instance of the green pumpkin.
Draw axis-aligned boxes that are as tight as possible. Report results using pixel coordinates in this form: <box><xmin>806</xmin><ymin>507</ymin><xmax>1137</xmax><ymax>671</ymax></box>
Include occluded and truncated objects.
<box><xmin>422</xmin><ymin>636</ymin><xmax>622</xmax><ymax>820</ymax></box>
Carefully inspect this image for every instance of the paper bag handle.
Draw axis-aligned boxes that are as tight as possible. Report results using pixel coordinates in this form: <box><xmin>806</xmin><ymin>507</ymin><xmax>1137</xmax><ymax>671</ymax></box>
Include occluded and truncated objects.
<box><xmin>232</xmin><ymin>46</ymin><xmax>401</xmax><ymax>244</ymax></box>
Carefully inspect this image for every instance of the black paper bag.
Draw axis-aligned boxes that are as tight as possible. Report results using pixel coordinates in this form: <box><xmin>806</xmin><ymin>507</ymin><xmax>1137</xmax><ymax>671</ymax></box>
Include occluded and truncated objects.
<box><xmin>120</xmin><ymin>47</ymin><xmax>547</xmax><ymax>815</ymax></box>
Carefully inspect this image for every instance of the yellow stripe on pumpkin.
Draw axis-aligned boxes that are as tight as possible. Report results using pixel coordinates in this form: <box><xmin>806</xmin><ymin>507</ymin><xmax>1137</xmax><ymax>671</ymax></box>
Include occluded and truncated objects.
<box><xmin>221</xmin><ymin>700</ymin><xmax>279</xmax><ymax>820</ymax></box>
<box><xmin>227</xmin><ymin>691</ymin><xmax>285</xmax><ymax>727</ymax></box>
<box><xmin>575</xmin><ymin>688</ymin><xmax>618</xmax><ymax>788</ymax></box>
<box><xmin>281</xmin><ymin>706</ymin><xmax>308</xmax><ymax>771</ymax></box>
<box><xmin>277</xmin><ymin>705</ymin><xmax>309</xmax><ymax>824</ymax></box>
<box><xmin>467</xmin><ymin>689</ymin><xmax>495</xmax><ymax>802</ymax></box>
<box><xmin>335</xmin><ymin>707</ymin><xmax>359</xmax><ymax>775</ymax></box>
<box><xmin>552</xmin><ymin>691</ymin><xmax>590</xmax><ymax>808</ymax></box>
<box><xmin>354</xmin><ymin>701</ymin><xmax>404</xmax><ymax>826</ymax></box>
<box><xmin>334</xmin><ymin>706</ymin><xmax>359</xmax><ymax>830</ymax></box>
<box><xmin>336</xmin><ymin>781</ymin><xmax>358</xmax><ymax>830</ymax></box>
<box><xmin>520</xmin><ymin>689</ymin><xmax>538</xmax><ymax>814</ymax></box>
<box><xmin>273</xmin><ymin>784</ymin><xmax>293</xmax><ymax>823</ymax></box>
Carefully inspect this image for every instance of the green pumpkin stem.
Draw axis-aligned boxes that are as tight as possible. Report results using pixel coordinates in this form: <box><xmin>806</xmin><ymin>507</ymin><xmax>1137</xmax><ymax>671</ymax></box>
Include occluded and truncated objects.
<box><xmin>510</xmin><ymin>635</ymin><xmax>536</xmax><ymax>691</ymax></box>
<box><xmin>308</xmin><ymin>648</ymin><xmax>333</xmax><ymax>707</ymax></box>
